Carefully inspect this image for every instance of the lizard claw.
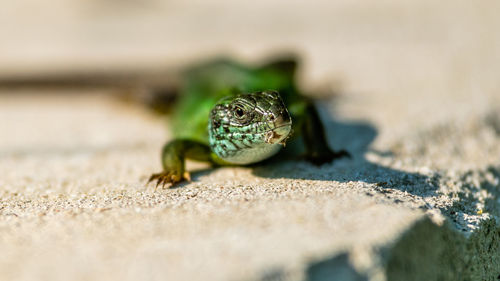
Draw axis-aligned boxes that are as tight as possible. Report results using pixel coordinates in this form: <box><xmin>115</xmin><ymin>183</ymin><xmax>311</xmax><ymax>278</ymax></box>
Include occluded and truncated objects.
<box><xmin>148</xmin><ymin>169</ymin><xmax>188</xmax><ymax>189</ymax></box>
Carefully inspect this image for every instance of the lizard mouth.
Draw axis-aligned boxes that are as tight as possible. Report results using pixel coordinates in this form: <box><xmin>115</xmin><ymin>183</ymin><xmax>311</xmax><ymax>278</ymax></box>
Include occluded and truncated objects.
<box><xmin>264</xmin><ymin>124</ymin><xmax>292</xmax><ymax>145</ymax></box>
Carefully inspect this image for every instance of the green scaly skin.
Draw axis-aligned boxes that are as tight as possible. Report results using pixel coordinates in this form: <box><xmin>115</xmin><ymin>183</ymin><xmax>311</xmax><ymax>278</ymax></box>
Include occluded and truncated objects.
<box><xmin>148</xmin><ymin>57</ymin><xmax>350</xmax><ymax>188</ymax></box>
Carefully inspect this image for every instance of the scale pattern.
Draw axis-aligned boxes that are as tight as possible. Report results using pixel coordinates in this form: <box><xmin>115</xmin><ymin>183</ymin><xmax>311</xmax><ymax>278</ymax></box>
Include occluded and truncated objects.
<box><xmin>208</xmin><ymin>91</ymin><xmax>292</xmax><ymax>164</ymax></box>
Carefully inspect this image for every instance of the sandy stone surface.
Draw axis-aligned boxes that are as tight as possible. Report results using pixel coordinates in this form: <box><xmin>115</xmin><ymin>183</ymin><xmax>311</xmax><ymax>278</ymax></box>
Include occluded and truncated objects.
<box><xmin>0</xmin><ymin>86</ymin><xmax>498</xmax><ymax>280</ymax></box>
<box><xmin>1</xmin><ymin>0</ymin><xmax>499</xmax><ymax>280</ymax></box>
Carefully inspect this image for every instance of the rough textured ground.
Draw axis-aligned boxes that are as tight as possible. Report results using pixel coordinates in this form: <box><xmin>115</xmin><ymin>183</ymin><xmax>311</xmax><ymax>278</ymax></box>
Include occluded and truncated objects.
<box><xmin>0</xmin><ymin>87</ymin><xmax>498</xmax><ymax>280</ymax></box>
<box><xmin>1</xmin><ymin>0</ymin><xmax>500</xmax><ymax>280</ymax></box>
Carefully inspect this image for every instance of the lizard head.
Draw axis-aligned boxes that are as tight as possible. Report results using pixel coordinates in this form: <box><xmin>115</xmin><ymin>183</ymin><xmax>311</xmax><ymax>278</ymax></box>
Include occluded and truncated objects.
<box><xmin>208</xmin><ymin>90</ymin><xmax>292</xmax><ymax>164</ymax></box>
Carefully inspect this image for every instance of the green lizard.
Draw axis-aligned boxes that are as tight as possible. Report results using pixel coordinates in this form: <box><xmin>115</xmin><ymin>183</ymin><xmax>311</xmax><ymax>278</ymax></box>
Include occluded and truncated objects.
<box><xmin>148</xmin><ymin>57</ymin><xmax>350</xmax><ymax>187</ymax></box>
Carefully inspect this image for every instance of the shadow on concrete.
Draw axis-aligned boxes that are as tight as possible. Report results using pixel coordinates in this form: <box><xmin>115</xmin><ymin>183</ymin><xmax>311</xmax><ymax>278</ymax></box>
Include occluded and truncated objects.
<box><xmin>256</xmin><ymin>252</ymin><xmax>368</xmax><ymax>281</ymax></box>
<box><xmin>251</xmin><ymin>108</ymin><xmax>440</xmax><ymax>198</ymax></box>
<box><xmin>305</xmin><ymin>253</ymin><xmax>368</xmax><ymax>281</ymax></box>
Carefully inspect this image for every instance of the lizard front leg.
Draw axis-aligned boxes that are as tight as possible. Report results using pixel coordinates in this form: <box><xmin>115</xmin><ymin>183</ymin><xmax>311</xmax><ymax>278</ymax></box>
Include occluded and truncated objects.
<box><xmin>148</xmin><ymin>139</ymin><xmax>217</xmax><ymax>188</ymax></box>
<box><xmin>300</xmin><ymin>102</ymin><xmax>350</xmax><ymax>165</ymax></box>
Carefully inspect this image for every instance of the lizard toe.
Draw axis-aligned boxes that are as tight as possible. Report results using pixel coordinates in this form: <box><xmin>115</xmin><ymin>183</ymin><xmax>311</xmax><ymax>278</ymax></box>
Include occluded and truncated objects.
<box><xmin>148</xmin><ymin>169</ymin><xmax>185</xmax><ymax>189</ymax></box>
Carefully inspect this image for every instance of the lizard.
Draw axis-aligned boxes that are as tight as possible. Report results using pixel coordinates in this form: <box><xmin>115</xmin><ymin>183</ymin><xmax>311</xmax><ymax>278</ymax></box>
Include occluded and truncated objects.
<box><xmin>148</xmin><ymin>57</ymin><xmax>350</xmax><ymax>187</ymax></box>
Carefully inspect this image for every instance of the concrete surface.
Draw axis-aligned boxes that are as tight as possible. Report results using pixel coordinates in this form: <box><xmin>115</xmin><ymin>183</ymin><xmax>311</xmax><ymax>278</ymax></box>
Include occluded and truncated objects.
<box><xmin>0</xmin><ymin>85</ymin><xmax>498</xmax><ymax>281</ymax></box>
<box><xmin>1</xmin><ymin>0</ymin><xmax>500</xmax><ymax>280</ymax></box>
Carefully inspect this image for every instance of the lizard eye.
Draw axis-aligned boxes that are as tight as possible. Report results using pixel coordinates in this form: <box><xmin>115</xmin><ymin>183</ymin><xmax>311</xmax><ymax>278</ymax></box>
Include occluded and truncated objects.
<box><xmin>230</xmin><ymin>101</ymin><xmax>254</xmax><ymax>124</ymax></box>
<box><xmin>234</xmin><ymin>106</ymin><xmax>245</xmax><ymax>118</ymax></box>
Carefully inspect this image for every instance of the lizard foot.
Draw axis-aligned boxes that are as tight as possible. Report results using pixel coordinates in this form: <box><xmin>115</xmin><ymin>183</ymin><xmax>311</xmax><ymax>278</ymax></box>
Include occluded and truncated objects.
<box><xmin>303</xmin><ymin>149</ymin><xmax>351</xmax><ymax>166</ymax></box>
<box><xmin>147</xmin><ymin>170</ymin><xmax>190</xmax><ymax>189</ymax></box>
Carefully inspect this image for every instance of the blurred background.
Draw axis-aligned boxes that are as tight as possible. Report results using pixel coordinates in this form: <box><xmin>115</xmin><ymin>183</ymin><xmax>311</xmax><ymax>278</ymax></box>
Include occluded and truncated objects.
<box><xmin>1</xmin><ymin>0</ymin><xmax>498</xmax><ymax>97</ymax></box>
